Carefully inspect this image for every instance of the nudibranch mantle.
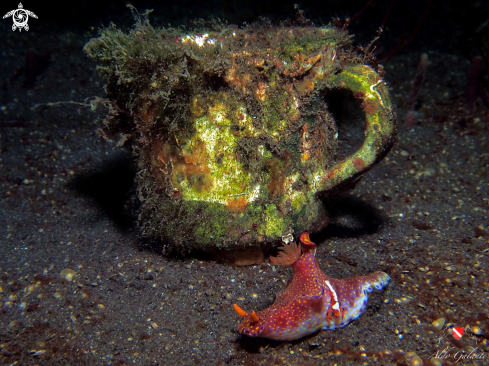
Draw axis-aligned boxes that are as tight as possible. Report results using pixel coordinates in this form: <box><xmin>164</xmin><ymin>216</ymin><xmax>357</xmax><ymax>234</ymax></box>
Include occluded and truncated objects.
<box><xmin>233</xmin><ymin>233</ymin><xmax>390</xmax><ymax>341</ymax></box>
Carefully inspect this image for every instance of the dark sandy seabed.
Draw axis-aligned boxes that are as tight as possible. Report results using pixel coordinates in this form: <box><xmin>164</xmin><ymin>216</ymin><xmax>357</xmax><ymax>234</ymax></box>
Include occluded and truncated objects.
<box><xmin>0</xmin><ymin>2</ymin><xmax>488</xmax><ymax>365</ymax></box>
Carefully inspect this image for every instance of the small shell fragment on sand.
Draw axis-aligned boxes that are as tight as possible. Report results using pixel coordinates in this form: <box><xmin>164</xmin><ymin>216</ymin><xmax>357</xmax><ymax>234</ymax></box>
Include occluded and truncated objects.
<box><xmin>471</xmin><ymin>325</ymin><xmax>483</xmax><ymax>335</ymax></box>
<box><xmin>60</xmin><ymin>268</ymin><xmax>76</xmax><ymax>282</ymax></box>
<box><xmin>432</xmin><ymin>317</ymin><xmax>445</xmax><ymax>330</ymax></box>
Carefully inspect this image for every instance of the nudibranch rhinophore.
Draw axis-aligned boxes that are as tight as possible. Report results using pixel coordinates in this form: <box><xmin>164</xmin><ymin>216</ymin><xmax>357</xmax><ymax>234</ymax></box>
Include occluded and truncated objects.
<box><xmin>233</xmin><ymin>233</ymin><xmax>390</xmax><ymax>341</ymax></box>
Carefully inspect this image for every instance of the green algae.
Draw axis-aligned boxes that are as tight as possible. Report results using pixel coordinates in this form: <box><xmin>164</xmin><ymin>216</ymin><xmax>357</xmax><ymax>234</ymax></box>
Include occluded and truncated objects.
<box><xmin>85</xmin><ymin>19</ymin><xmax>396</xmax><ymax>251</ymax></box>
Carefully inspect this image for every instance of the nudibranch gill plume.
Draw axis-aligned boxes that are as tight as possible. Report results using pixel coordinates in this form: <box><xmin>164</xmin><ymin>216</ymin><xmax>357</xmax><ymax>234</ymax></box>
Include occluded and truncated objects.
<box><xmin>233</xmin><ymin>233</ymin><xmax>390</xmax><ymax>341</ymax></box>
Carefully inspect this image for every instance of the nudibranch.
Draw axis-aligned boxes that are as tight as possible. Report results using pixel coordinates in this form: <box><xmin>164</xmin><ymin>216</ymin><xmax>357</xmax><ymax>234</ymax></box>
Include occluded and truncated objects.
<box><xmin>233</xmin><ymin>233</ymin><xmax>390</xmax><ymax>341</ymax></box>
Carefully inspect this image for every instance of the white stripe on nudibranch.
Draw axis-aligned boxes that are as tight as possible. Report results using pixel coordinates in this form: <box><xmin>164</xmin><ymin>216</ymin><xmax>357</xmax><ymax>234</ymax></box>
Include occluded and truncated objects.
<box><xmin>324</xmin><ymin>281</ymin><xmax>340</xmax><ymax>311</ymax></box>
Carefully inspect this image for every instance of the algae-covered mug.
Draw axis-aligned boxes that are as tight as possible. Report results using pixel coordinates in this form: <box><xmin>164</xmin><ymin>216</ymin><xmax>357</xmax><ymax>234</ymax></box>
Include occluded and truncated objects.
<box><xmin>85</xmin><ymin>22</ymin><xmax>396</xmax><ymax>251</ymax></box>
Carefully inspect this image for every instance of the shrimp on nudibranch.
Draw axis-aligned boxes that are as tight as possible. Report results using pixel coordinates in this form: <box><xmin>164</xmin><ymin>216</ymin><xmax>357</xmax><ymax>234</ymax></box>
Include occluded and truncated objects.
<box><xmin>233</xmin><ymin>233</ymin><xmax>390</xmax><ymax>341</ymax></box>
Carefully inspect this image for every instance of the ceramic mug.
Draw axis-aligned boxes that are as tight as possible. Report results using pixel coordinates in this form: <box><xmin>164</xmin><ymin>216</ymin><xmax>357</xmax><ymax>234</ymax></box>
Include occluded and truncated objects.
<box><xmin>85</xmin><ymin>24</ymin><xmax>396</xmax><ymax>250</ymax></box>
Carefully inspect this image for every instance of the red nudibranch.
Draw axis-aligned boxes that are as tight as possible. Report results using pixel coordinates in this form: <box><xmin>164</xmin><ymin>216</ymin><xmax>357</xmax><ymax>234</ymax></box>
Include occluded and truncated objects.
<box><xmin>233</xmin><ymin>233</ymin><xmax>390</xmax><ymax>341</ymax></box>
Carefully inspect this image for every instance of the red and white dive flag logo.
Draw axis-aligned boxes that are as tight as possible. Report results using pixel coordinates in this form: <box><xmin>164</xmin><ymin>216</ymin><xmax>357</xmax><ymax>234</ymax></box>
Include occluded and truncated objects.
<box><xmin>451</xmin><ymin>327</ymin><xmax>464</xmax><ymax>340</ymax></box>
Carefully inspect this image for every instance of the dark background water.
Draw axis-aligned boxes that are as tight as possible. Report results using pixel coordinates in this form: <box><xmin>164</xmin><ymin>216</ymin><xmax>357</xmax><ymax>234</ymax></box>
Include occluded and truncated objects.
<box><xmin>6</xmin><ymin>0</ymin><xmax>486</xmax><ymax>56</ymax></box>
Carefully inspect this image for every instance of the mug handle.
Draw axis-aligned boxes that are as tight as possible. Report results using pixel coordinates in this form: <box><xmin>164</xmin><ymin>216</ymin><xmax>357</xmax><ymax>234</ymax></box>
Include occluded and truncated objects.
<box><xmin>317</xmin><ymin>64</ymin><xmax>397</xmax><ymax>192</ymax></box>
